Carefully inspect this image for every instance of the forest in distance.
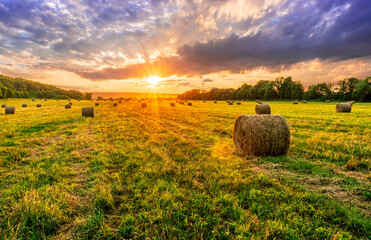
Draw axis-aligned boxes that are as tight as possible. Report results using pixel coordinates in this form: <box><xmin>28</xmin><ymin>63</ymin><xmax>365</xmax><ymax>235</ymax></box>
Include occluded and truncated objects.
<box><xmin>178</xmin><ymin>76</ymin><xmax>371</xmax><ymax>102</ymax></box>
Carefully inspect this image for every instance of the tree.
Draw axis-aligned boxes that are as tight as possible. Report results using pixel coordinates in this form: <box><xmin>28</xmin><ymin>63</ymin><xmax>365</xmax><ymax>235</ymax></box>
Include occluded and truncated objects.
<box><xmin>352</xmin><ymin>78</ymin><xmax>371</xmax><ymax>102</ymax></box>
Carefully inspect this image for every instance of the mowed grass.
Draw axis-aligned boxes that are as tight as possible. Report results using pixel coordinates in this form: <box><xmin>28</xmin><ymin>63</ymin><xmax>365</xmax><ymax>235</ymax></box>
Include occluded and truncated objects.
<box><xmin>0</xmin><ymin>99</ymin><xmax>370</xmax><ymax>239</ymax></box>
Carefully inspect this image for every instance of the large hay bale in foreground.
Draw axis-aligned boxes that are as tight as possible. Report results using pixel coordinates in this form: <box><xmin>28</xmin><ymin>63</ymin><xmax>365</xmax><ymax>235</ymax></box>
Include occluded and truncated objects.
<box><xmin>233</xmin><ymin>114</ymin><xmax>290</xmax><ymax>157</ymax></box>
<box><xmin>5</xmin><ymin>107</ymin><xmax>15</xmax><ymax>114</ymax></box>
<box><xmin>82</xmin><ymin>107</ymin><xmax>94</xmax><ymax>117</ymax></box>
<box><xmin>65</xmin><ymin>104</ymin><xmax>71</xmax><ymax>109</ymax></box>
<box><xmin>336</xmin><ymin>103</ymin><xmax>351</xmax><ymax>113</ymax></box>
<box><xmin>95</xmin><ymin>102</ymin><xmax>99</xmax><ymax>106</ymax></box>
<box><xmin>141</xmin><ymin>102</ymin><xmax>147</xmax><ymax>108</ymax></box>
<box><xmin>187</xmin><ymin>102</ymin><xmax>192</xmax><ymax>106</ymax></box>
<box><xmin>22</xmin><ymin>104</ymin><xmax>27</xmax><ymax>107</ymax></box>
<box><xmin>1</xmin><ymin>104</ymin><xmax>6</xmax><ymax>108</ymax></box>
<box><xmin>255</xmin><ymin>103</ymin><xmax>271</xmax><ymax>114</ymax></box>
<box><xmin>36</xmin><ymin>104</ymin><xmax>41</xmax><ymax>108</ymax></box>
<box><xmin>170</xmin><ymin>102</ymin><xmax>175</xmax><ymax>106</ymax></box>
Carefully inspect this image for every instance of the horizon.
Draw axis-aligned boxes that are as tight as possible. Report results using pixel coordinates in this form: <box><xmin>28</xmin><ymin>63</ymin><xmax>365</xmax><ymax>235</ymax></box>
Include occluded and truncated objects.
<box><xmin>0</xmin><ymin>0</ymin><xmax>371</xmax><ymax>93</ymax></box>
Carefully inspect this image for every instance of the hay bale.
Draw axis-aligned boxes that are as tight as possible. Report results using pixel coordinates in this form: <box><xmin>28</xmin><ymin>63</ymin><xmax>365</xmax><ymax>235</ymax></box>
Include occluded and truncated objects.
<box><xmin>113</xmin><ymin>103</ymin><xmax>118</xmax><ymax>107</ymax></box>
<box><xmin>187</xmin><ymin>102</ymin><xmax>192</xmax><ymax>106</ymax></box>
<box><xmin>82</xmin><ymin>107</ymin><xmax>94</xmax><ymax>117</ymax></box>
<box><xmin>326</xmin><ymin>100</ymin><xmax>330</xmax><ymax>103</ymax></box>
<box><xmin>336</xmin><ymin>103</ymin><xmax>351</xmax><ymax>113</ymax></box>
<box><xmin>237</xmin><ymin>101</ymin><xmax>241</xmax><ymax>105</ymax></box>
<box><xmin>255</xmin><ymin>100</ymin><xmax>262</xmax><ymax>104</ymax></box>
<box><xmin>57</xmin><ymin>99</ymin><xmax>59</xmax><ymax>101</ymax></box>
<box><xmin>119</xmin><ymin>100</ymin><xmax>122</xmax><ymax>103</ymax></box>
<box><xmin>78</xmin><ymin>99</ymin><xmax>80</xmax><ymax>101</ymax></box>
<box><xmin>44</xmin><ymin>99</ymin><xmax>47</xmax><ymax>101</ymax></box>
<box><xmin>95</xmin><ymin>102</ymin><xmax>99</xmax><ymax>106</ymax></box>
<box><xmin>141</xmin><ymin>102</ymin><xmax>147</xmax><ymax>108</ymax></box>
<box><xmin>22</xmin><ymin>104</ymin><xmax>27</xmax><ymax>107</ymax></box>
<box><xmin>185</xmin><ymin>100</ymin><xmax>188</xmax><ymax>102</ymax></box>
<box><xmin>214</xmin><ymin>101</ymin><xmax>217</xmax><ymax>103</ymax></box>
<box><xmin>65</xmin><ymin>104</ymin><xmax>71</xmax><ymax>109</ymax></box>
<box><xmin>203</xmin><ymin>100</ymin><xmax>206</xmax><ymax>103</ymax></box>
<box><xmin>170</xmin><ymin>102</ymin><xmax>175</xmax><ymax>106</ymax></box>
<box><xmin>233</xmin><ymin>114</ymin><xmax>290</xmax><ymax>157</ymax></box>
<box><xmin>5</xmin><ymin>106</ymin><xmax>15</xmax><ymax>114</ymax></box>
<box><xmin>69</xmin><ymin>102</ymin><xmax>72</xmax><ymax>105</ymax></box>
<box><xmin>179</xmin><ymin>101</ymin><xmax>184</xmax><ymax>105</ymax></box>
<box><xmin>32</xmin><ymin>99</ymin><xmax>35</xmax><ymax>101</ymax></box>
<box><xmin>36</xmin><ymin>104</ymin><xmax>41</xmax><ymax>108</ymax></box>
<box><xmin>255</xmin><ymin>103</ymin><xmax>271</xmax><ymax>115</ymax></box>
<box><xmin>293</xmin><ymin>100</ymin><xmax>298</xmax><ymax>104</ymax></box>
<box><xmin>1</xmin><ymin>104</ymin><xmax>6</xmax><ymax>108</ymax></box>
<box><xmin>302</xmin><ymin>100</ymin><xmax>307</xmax><ymax>103</ymax></box>
<box><xmin>228</xmin><ymin>102</ymin><xmax>233</xmax><ymax>105</ymax></box>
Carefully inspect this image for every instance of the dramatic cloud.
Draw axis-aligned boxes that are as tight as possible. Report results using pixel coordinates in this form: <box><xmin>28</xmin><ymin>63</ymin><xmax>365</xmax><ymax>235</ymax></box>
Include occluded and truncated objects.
<box><xmin>0</xmin><ymin>0</ymin><xmax>370</xmax><ymax>92</ymax></box>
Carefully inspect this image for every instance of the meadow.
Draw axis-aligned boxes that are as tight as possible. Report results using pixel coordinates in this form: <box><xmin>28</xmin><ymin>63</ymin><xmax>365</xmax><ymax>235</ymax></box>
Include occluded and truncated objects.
<box><xmin>0</xmin><ymin>99</ymin><xmax>370</xmax><ymax>239</ymax></box>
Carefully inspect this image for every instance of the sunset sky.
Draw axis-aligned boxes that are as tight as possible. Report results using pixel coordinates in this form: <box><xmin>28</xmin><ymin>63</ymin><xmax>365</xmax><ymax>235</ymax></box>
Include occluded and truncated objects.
<box><xmin>0</xmin><ymin>0</ymin><xmax>371</xmax><ymax>93</ymax></box>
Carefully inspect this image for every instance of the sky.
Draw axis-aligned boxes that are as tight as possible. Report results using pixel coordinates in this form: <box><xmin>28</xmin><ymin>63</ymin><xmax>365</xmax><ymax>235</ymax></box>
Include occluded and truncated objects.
<box><xmin>0</xmin><ymin>0</ymin><xmax>371</xmax><ymax>93</ymax></box>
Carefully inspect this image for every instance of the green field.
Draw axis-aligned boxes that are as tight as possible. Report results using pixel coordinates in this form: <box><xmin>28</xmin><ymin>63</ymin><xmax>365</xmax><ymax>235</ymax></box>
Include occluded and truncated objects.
<box><xmin>0</xmin><ymin>99</ymin><xmax>370</xmax><ymax>239</ymax></box>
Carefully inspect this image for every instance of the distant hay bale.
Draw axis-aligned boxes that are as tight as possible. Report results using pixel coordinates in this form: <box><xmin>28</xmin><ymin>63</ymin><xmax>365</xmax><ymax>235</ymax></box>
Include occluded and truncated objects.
<box><xmin>336</xmin><ymin>103</ymin><xmax>351</xmax><ymax>113</ymax></box>
<box><xmin>228</xmin><ymin>102</ymin><xmax>233</xmax><ymax>105</ymax></box>
<box><xmin>237</xmin><ymin>101</ymin><xmax>241</xmax><ymax>105</ymax></box>
<box><xmin>95</xmin><ymin>102</ymin><xmax>99</xmax><ymax>106</ymax></box>
<box><xmin>326</xmin><ymin>100</ymin><xmax>330</xmax><ymax>103</ymax></box>
<box><xmin>1</xmin><ymin>104</ymin><xmax>6</xmax><ymax>108</ymax></box>
<box><xmin>82</xmin><ymin>107</ymin><xmax>94</xmax><ymax>117</ymax></box>
<box><xmin>170</xmin><ymin>102</ymin><xmax>175</xmax><ymax>106</ymax></box>
<box><xmin>22</xmin><ymin>104</ymin><xmax>27</xmax><ymax>107</ymax></box>
<box><xmin>36</xmin><ymin>104</ymin><xmax>41</xmax><ymax>108</ymax></box>
<box><xmin>203</xmin><ymin>100</ymin><xmax>206</xmax><ymax>103</ymax></box>
<box><xmin>293</xmin><ymin>100</ymin><xmax>298</xmax><ymax>104</ymax></box>
<box><xmin>179</xmin><ymin>101</ymin><xmax>184</xmax><ymax>105</ymax></box>
<box><xmin>78</xmin><ymin>99</ymin><xmax>80</xmax><ymax>101</ymax></box>
<box><xmin>233</xmin><ymin>114</ymin><xmax>290</xmax><ymax>157</ymax></box>
<box><xmin>32</xmin><ymin>99</ymin><xmax>35</xmax><ymax>101</ymax></box>
<box><xmin>141</xmin><ymin>102</ymin><xmax>147</xmax><ymax>108</ymax></box>
<box><xmin>5</xmin><ymin>106</ymin><xmax>15</xmax><ymax>114</ymax></box>
<box><xmin>185</xmin><ymin>100</ymin><xmax>188</xmax><ymax>102</ymax></box>
<box><xmin>119</xmin><ymin>100</ymin><xmax>122</xmax><ymax>103</ymax></box>
<box><xmin>65</xmin><ymin>104</ymin><xmax>71</xmax><ymax>109</ymax></box>
<box><xmin>214</xmin><ymin>101</ymin><xmax>217</xmax><ymax>103</ymax></box>
<box><xmin>44</xmin><ymin>99</ymin><xmax>47</xmax><ymax>101</ymax></box>
<box><xmin>113</xmin><ymin>103</ymin><xmax>118</xmax><ymax>107</ymax></box>
<box><xmin>69</xmin><ymin>102</ymin><xmax>72</xmax><ymax>105</ymax></box>
<box><xmin>255</xmin><ymin>103</ymin><xmax>271</xmax><ymax>115</ymax></box>
<box><xmin>57</xmin><ymin>99</ymin><xmax>59</xmax><ymax>101</ymax></box>
<box><xmin>302</xmin><ymin>100</ymin><xmax>307</xmax><ymax>103</ymax></box>
<box><xmin>187</xmin><ymin>102</ymin><xmax>192</xmax><ymax>106</ymax></box>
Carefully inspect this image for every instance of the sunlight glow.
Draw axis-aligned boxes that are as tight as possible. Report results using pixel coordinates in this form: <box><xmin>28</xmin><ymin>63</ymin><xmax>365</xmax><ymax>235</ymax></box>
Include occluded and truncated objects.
<box><xmin>146</xmin><ymin>76</ymin><xmax>162</xmax><ymax>86</ymax></box>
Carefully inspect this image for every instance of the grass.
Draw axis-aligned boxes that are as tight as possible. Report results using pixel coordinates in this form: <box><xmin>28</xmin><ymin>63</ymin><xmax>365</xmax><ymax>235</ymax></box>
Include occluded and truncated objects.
<box><xmin>0</xmin><ymin>99</ymin><xmax>370</xmax><ymax>239</ymax></box>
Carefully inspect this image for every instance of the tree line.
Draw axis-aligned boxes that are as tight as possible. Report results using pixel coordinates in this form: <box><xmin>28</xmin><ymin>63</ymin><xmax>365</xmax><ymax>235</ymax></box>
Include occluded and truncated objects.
<box><xmin>178</xmin><ymin>76</ymin><xmax>371</xmax><ymax>102</ymax></box>
<box><xmin>0</xmin><ymin>75</ymin><xmax>92</xmax><ymax>100</ymax></box>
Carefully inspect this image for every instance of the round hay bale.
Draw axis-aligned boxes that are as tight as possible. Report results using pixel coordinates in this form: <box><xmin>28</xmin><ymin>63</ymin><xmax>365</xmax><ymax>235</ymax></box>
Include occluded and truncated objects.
<box><xmin>36</xmin><ymin>104</ymin><xmax>41</xmax><ymax>108</ymax></box>
<box><xmin>95</xmin><ymin>102</ymin><xmax>99</xmax><ymax>106</ymax></box>
<box><xmin>113</xmin><ymin>103</ymin><xmax>118</xmax><ymax>107</ymax></box>
<box><xmin>255</xmin><ymin>100</ymin><xmax>262</xmax><ymax>104</ymax></box>
<box><xmin>336</xmin><ymin>103</ymin><xmax>351</xmax><ymax>113</ymax></box>
<box><xmin>69</xmin><ymin>102</ymin><xmax>72</xmax><ymax>105</ymax></box>
<box><xmin>228</xmin><ymin>102</ymin><xmax>233</xmax><ymax>105</ymax></box>
<box><xmin>214</xmin><ymin>101</ymin><xmax>217</xmax><ymax>103</ymax></box>
<box><xmin>233</xmin><ymin>114</ymin><xmax>290</xmax><ymax>157</ymax></box>
<box><xmin>1</xmin><ymin>104</ymin><xmax>6</xmax><ymax>108</ymax></box>
<box><xmin>141</xmin><ymin>102</ymin><xmax>147</xmax><ymax>108</ymax></box>
<box><xmin>179</xmin><ymin>101</ymin><xmax>184</xmax><ymax>105</ymax></box>
<box><xmin>255</xmin><ymin>103</ymin><xmax>271</xmax><ymax>115</ymax></box>
<box><xmin>325</xmin><ymin>100</ymin><xmax>330</xmax><ymax>103</ymax></box>
<box><xmin>237</xmin><ymin>101</ymin><xmax>241</xmax><ymax>105</ymax></box>
<box><xmin>5</xmin><ymin>106</ymin><xmax>15</xmax><ymax>114</ymax></box>
<box><xmin>302</xmin><ymin>100</ymin><xmax>307</xmax><ymax>103</ymax></box>
<box><xmin>293</xmin><ymin>100</ymin><xmax>298</xmax><ymax>104</ymax></box>
<box><xmin>185</xmin><ymin>100</ymin><xmax>188</xmax><ymax>102</ymax></box>
<box><xmin>32</xmin><ymin>99</ymin><xmax>35</xmax><ymax>101</ymax></box>
<box><xmin>82</xmin><ymin>107</ymin><xmax>94</xmax><ymax>117</ymax></box>
<box><xmin>57</xmin><ymin>99</ymin><xmax>59</xmax><ymax>101</ymax></box>
<box><xmin>44</xmin><ymin>99</ymin><xmax>47</xmax><ymax>101</ymax></box>
<box><xmin>22</xmin><ymin>104</ymin><xmax>27</xmax><ymax>107</ymax></box>
<box><xmin>65</xmin><ymin>104</ymin><xmax>71</xmax><ymax>109</ymax></box>
<box><xmin>203</xmin><ymin>100</ymin><xmax>206</xmax><ymax>103</ymax></box>
<box><xmin>187</xmin><ymin>102</ymin><xmax>192</xmax><ymax>106</ymax></box>
<box><xmin>347</xmin><ymin>101</ymin><xmax>353</xmax><ymax>107</ymax></box>
<box><xmin>119</xmin><ymin>100</ymin><xmax>122</xmax><ymax>103</ymax></box>
<box><xmin>78</xmin><ymin>99</ymin><xmax>80</xmax><ymax>101</ymax></box>
<box><xmin>170</xmin><ymin>102</ymin><xmax>175</xmax><ymax>106</ymax></box>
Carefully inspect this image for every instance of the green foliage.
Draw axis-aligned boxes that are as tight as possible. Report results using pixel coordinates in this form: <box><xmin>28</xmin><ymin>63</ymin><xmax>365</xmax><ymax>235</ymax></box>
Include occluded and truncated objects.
<box><xmin>352</xmin><ymin>78</ymin><xmax>371</xmax><ymax>102</ymax></box>
<box><xmin>0</xmin><ymin>74</ymin><xmax>92</xmax><ymax>100</ymax></box>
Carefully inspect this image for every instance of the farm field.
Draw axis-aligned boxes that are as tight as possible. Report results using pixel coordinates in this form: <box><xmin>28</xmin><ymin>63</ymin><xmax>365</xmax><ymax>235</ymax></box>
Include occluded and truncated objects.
<box><xmin>0</xmin><ymin>99</ymin><xmax>370</xmax><ymax>239</ymax></box>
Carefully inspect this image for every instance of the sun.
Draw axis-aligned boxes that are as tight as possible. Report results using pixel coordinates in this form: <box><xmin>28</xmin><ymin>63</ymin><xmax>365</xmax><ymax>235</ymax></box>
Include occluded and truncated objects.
<box><xmin>146</xmin><ymin>76</ymin><xmax>162</xmax><ymax>86</ymax></box>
